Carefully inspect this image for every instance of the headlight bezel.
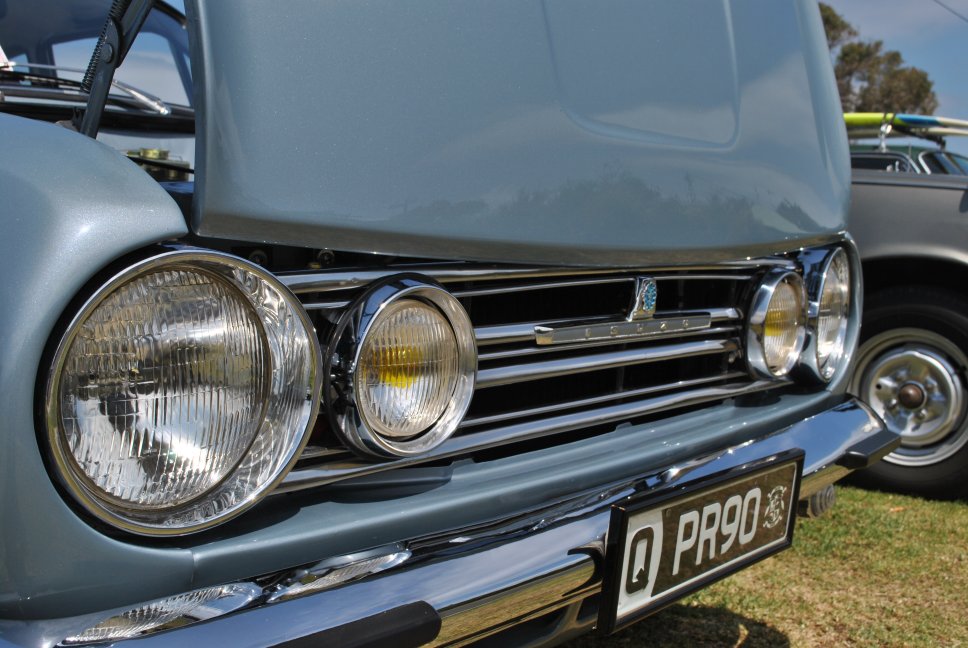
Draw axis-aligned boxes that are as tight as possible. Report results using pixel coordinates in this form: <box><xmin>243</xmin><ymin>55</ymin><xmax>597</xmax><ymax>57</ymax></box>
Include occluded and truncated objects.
<box><xmin>797</xmin><ymin>246</ymin><xmax>863</xmax><ymax>387</ymax></box>
<box><xmin>802</xmin><ymin>246</ymin><xmax>852</xmax><ymax>383</ymax></box>
<box><xmin>44</xmin><ymin>250</ymin><xmax>321</xmax><ymax>536</ymax></box>
<box><xmin>324</xmin><ymin>275</ymin><xmax>477</xmax><ymax>459</ymax></box>
<box><xmin>746</xmin><ymin>270</ymin><xmax>807</xmax><ymax>380</ymax></box>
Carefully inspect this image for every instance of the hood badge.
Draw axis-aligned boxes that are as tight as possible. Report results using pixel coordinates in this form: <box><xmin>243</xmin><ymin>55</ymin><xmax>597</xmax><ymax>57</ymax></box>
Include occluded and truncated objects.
<box><xmin>535</xmin><ymin>276</ymin><xmax>711</xmax><ymax>346</ymax></box>
<box><xmin>629</xmin><ymin>277</ymin><xmax>658</xmax><ymax>321</ymax></box>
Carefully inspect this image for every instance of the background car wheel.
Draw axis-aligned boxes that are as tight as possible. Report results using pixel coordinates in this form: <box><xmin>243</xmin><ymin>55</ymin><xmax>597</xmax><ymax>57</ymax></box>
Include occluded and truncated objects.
<box><xmin>849</xmin><ymin>286</ymin><xmax>968</xmax><ymax>499</ymax></box>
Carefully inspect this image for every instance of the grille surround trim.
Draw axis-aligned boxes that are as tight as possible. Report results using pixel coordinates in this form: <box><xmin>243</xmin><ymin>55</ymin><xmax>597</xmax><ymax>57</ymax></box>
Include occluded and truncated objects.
<box><xmin>272</xmin><ymin>260</ymin><xmax>792</xmax><ymax>492</ymax></box>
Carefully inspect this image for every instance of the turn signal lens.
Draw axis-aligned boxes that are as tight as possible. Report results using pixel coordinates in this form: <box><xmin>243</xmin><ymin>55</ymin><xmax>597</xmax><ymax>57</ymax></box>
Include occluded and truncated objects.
<box><xmin>61</xmin><ymin>584</ymin><xmax>261</xmax><ymax>645</ymax></box>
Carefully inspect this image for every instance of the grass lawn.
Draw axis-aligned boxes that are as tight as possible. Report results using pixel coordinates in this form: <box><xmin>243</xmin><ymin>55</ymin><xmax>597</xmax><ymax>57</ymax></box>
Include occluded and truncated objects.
<box><xmin>568</xmin><ymin>486</ymin><xmax>968</xmax><ymax>647</ymax></box>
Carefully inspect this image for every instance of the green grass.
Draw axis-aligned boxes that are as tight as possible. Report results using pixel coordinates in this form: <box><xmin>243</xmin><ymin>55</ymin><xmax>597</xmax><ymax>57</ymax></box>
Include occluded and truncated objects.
<box><xmin>567</xmin><ymin>486</ymin><xmax>968</xmax><ymax>647</ymax></box>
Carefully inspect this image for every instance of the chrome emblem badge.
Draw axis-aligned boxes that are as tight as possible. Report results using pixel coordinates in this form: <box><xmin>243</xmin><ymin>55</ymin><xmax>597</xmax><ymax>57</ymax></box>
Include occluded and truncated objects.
<box><xmin>535</xmin><ymin>274</ymin><xmax>709</xmax><ymax>345</ymax></box>
<box><xmin>628</xmin><ymin>277</ymin><xmax>658</xmax><ymax>321</ymax></box>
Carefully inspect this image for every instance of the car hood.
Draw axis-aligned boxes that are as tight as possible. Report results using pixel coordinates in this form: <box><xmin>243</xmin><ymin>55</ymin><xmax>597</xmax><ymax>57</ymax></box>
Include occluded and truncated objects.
<box><xmin>188</xmin><ymin>0</ymin><xmax>849</xmax><ymax>266</ymax></box>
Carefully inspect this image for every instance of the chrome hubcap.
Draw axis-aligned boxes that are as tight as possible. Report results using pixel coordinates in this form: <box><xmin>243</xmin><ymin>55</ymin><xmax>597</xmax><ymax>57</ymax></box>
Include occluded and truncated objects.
<box><xmin>852</xmin><ymin>328</ymin><xmax>968</xmax><ymax>467</ymax></box>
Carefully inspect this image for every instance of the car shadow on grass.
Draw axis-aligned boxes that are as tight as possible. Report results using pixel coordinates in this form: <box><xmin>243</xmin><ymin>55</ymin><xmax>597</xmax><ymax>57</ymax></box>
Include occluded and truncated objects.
<box><xmin>567</xmin><ymin>603</ymin><xmax>789</xmax><ymax>648</ymax></box>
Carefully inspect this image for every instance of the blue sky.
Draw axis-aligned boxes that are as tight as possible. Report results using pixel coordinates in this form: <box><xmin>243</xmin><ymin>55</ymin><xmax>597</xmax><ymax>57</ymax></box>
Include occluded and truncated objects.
<box><xmin>825</xmin><ymin>0</ymin><xmax>968</xmax><ymax>155</ymax></box>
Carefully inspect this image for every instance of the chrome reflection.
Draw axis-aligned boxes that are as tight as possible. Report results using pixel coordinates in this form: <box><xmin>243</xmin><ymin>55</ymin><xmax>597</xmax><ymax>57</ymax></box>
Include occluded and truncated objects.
<box><xmin>325</xmin><ymin>276</ymin><xmax>476</xmax><ymax>459</ymax></box>
<box><xmin>268</xmin><ymin>547</ymin><xmax>412</xmax><ymax>603</ymax></box>
<box><xmin>46</xmin><ymin>250</ymin><xmax>321</xmax><ymax>535</ymax></box>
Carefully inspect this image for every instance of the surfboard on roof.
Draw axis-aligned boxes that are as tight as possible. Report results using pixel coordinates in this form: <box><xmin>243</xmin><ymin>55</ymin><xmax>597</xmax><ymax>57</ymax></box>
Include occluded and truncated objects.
<box><xmin>845</xmin><ymin>112</ymin><xmax>968</xmax><ymax>139</ymax></box>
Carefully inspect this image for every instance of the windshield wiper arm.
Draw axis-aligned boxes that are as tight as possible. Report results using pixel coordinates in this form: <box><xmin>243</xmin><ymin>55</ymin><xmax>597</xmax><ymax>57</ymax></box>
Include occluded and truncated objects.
<box><xmin>77</xmin><ymin>0</ymin><xmax>155</xmax><ymax>137</ymax></box>
<box><xmin>3</xmin><ymin>62</ymin><xmax>171</xmax><ymax>116</ymax></box>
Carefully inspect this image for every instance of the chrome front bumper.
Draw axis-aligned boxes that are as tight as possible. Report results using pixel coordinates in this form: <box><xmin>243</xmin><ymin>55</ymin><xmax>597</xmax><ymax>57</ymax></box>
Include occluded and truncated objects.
<box><xmin>1</xmin><ymin>399</ymin><xmax>894</xmax><ymax>648</ymax></box>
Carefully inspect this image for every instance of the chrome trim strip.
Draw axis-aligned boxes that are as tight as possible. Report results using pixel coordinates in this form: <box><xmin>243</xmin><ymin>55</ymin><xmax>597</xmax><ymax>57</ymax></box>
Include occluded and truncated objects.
<box><xmin>476</xmin><ymin>339</ymin><xmax>738</xmax><ymax>389</ymax></box>
<box><xmin>474</xmin><ymin>308</ymin><xmax>740</xmax><ymax>347</ymax></box>
<box><xmin>451</xmin><ymin>274</ymin><xmax>752</xmax><ymax>299</ymax></box>
<box><xmin>535</xmin><ymin>313</ymin><xmax>712</xmax><ymax>346</ymax></box>
<box><xmin>478</xmin><ymin>326</ymin><xmax>740</xmax><ymax>361</ymax></box>
<box><xmin>279</xmin><ymin>263</ymin><xmax>782</xmax><ymax>294</ymax></box>
<box><xmin>474</xmin><ymin>317</ymin><xmax>613</xmax><ymax>347</ymax></box>
<box><xmin>300</xmin><ymin>300</ymin><xmax>351</xmax><ymax>311</ymax></box>
<box><xmin>459</xmin><ymin>371</ymin><xmax>750</xmax><ymax>428</ymax></box>
<box><xmin>299</xmin><ymin>446</ymin><xmax>351</xmax><ymax>461</ymax></box>
<box><xmin>452</xmin><ymin>276</ymin><xmax>634</xmax><ymax>298</ymax></box>
<box><xmin>277</xmin><ymin>379</ymin><xmax>775</xmax><ymax>492</ymax></box>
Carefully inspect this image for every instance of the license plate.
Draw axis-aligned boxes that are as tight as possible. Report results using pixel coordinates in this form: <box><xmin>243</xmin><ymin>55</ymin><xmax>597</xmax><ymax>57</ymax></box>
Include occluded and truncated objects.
<box><xmin>600</xmin><ymin>453</ymin><xmax>802</xmax><ymax>633</ymax></box>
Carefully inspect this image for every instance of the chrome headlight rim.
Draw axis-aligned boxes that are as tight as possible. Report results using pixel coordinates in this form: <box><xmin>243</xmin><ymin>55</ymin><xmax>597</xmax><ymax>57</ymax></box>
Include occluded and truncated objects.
<box><xmin>746</xmin><ymin>269</ymin><xmax>807</xmax><ymax>380</ymax></box>
<box><xmin>324</xmin><ymin>275</ymin><xmax>477</xmax><ymax>459</ymax></box>
<box><xmin>44</xmin><ymin>250</ymin><xmax>322</xmax><ymax>536</ymax></box>
<box><xmin>801</xmin><ymin>246</ymin><xmax>852</xmax><ymax>383</ymax></box>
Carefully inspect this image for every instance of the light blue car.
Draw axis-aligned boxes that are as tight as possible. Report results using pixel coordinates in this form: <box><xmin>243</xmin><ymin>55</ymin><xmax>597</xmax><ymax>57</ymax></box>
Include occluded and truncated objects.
<box><xmin>0</xmin><ymin>1</ymin><xmax>897</xmax><ymax>646</ymax></box>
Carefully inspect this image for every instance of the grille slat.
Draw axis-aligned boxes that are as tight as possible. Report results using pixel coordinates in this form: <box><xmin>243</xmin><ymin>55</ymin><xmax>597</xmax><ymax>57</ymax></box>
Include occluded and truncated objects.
<box><xmin>476</xmin><ymin>339</ymin><xmax>738</xmax><ymax>389</ymax></box>
<box><xmin>276</xmin><ymin>378</ymin><xmax>778</xmax><ymax>493</ymax></box>
<box><xmin>276</xmin><ymin>263</ymin><xmax>783</xmax><ymax>493</ymax></box>
<box><xmin>477</xmin><ymin>326</ymin><xmax>740</xmax><ymax>361</ymax></box>
<box><xmin>460</xmin><ymin>371</ymin><xmax>750</xmax><ymax>428</ymax></box>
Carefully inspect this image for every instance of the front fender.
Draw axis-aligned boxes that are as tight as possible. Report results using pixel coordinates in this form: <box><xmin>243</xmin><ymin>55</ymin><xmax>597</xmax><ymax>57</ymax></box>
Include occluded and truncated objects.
<box><xmin>0</xmin><ymin>114</ymin><xmax>194</xmax><ymax>618</ymax></box>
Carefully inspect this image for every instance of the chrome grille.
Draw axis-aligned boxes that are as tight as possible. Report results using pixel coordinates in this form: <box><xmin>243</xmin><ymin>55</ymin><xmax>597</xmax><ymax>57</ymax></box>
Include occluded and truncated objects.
<box><xmin>276</xmin><ymin>262</ymin><xmax>792</xmax><ymax>493</ymax></box>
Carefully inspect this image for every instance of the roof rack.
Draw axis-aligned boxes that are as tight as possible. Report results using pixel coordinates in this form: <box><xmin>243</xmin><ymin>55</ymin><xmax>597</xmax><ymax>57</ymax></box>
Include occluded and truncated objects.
<box><xmin>845</xmin><ymin>113</ymin><xmax>968</xmax><ymax>150</ymax></box>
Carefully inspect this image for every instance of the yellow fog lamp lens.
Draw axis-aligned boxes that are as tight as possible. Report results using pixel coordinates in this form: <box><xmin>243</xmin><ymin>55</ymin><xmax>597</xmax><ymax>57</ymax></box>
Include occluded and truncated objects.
<box><xmin>815</xmin><ymin>248</ymin><xmax>851</xmax><ymax>381</ymax></box>
<box><xmin>357</xmin><ymin>300</ymin><xmax>460</xmax><ymax>439</ymax></box>
<box><xmin>747</xmin><ymin>271</ymin><xmax>806</xmax><ymax>379</ymax></box>
<box><xmin>326</xmin><ymin>278</ymin><xmax>476</xmax><ymax>458</ymax></box>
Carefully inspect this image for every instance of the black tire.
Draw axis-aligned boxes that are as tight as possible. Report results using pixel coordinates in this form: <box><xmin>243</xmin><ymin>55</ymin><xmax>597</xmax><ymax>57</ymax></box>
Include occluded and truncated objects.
<box><xmin>848</xmin><ymin>286</ymin><xmax>968</xmax><ymax>499</ymax></box>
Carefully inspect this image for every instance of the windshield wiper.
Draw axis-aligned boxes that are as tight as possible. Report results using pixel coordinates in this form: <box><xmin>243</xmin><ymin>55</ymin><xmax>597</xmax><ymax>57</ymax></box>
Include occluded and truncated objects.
<box><xmin>1</xmin><ymin>62</ymin><xmax>172</xmax><ymax>116</ymax></box>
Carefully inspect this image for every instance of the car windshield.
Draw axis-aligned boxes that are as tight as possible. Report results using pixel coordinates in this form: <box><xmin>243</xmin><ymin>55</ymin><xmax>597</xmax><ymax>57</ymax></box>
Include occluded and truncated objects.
<box><xmin>947</xmin><ymin>152</ymin><xmax>968</xmax><ymax>175</ymax></box>
<box><xmin>0</xmin><ymin>0</ymin><xmax>191</xmax><ymax>109</ymax></box>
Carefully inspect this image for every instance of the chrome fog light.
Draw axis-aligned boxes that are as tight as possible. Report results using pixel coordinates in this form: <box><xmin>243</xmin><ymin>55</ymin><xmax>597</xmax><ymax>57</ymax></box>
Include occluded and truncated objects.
<box><xmin>747</xmin><ymin>271</ymin><xmax>806</xmax><ymax>379</ymax></box>
<box><xmin>812</xmin><ymin>248</ymin><xmax>851</xmax><ymax>381</ymax></box>
<box><xmin>325</xmin><ymin>277</ymin><xmax>476</xmax><ymax>458</ymax></box>
<box><xmin>46</xmin><ymin>251</ymin><xmax>320</xmax><ymax>535</ymax></box>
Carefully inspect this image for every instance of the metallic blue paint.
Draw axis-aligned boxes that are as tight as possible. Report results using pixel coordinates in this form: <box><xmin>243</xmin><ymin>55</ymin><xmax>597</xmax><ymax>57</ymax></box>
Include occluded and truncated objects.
<box><xmin>0</xmin><ymin>114</ymin><xmax>192</xmax><ymax>618</ymax></box>
<box><xmin>188</xmin><ymin>0</ymin><xmax>849</xmax><ymax>266</ymax></box>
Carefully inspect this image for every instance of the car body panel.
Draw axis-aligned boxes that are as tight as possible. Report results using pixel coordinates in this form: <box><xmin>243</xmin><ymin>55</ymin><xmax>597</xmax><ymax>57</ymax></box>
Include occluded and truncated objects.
<box><xmin>849</xmin><ymin>171</ymin><xmax>968</xmax><ymax>264</ymax></box>
<box><xmin>0</xmin><ymin>113</ymin><xmax>192</xmax><ymax>619</ymax></box>
<box><xmin>188</xmin><ymin>0</ymin><xmax>849</xmax><ymax>266</ymax></box>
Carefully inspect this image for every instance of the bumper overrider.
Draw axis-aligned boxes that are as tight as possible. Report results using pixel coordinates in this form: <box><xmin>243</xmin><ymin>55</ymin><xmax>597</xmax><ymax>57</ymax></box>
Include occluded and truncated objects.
<box><xmin>2</xmin><ymin>398</ymin><xmax>895</xmax><ymax>648</ymax></box>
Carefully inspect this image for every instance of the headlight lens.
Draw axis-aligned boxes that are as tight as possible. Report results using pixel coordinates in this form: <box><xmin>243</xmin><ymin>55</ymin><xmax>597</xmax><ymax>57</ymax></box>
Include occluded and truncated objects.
<box><xmin>747</xmin><ymin>271</ymin><xmax>806</xmax><ymax>379</ymax></box>
<box><xmin>326</xmin><ymin>277</ymin><xmax>476</xmax><ymax>458</ymax></box>
<box><xmin>47</xmin><ymin>252</ymin><xmax>320</xmax><ymax>535</ymax></box>
<box><xmin>814</xmin><ymin>248</ymin><xmax>851</xmax><ymax>380</ymax></box>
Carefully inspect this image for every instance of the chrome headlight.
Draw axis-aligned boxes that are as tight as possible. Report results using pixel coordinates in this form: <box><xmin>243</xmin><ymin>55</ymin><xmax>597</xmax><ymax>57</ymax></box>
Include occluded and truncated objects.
<box><xmin>46</xmin><ymin>251</ymin><xmax>320</xmax><ymax>535</ymax></box>
<box><xmin>812</xmin><ymin>247</ymin><xmax>851</xmax><ymax>381</ymax></box>
<box><xmin>325</xmin><ymin>277</ymin><xmax>476</xmax><ymax>459</ymax></box>
<box><xmin>747</xmin><ymin>271</ymin><xmax>807</xmax><ymax>379</ymax></box>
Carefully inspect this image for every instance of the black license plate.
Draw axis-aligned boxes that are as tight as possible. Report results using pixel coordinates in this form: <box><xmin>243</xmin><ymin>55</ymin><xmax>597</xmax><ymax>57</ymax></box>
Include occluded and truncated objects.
<box><xmin>600</xmin><ymin>453</ymin><xmax>802</xmax><ymax>633</ymax></box>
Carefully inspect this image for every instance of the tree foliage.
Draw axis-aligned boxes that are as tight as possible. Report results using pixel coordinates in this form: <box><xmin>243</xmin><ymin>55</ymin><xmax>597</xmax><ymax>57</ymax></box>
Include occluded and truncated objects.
<box><xmin>819</xmin><ymin>3</ymin><xmax>937</xmax><ymax>114</ymax></box>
